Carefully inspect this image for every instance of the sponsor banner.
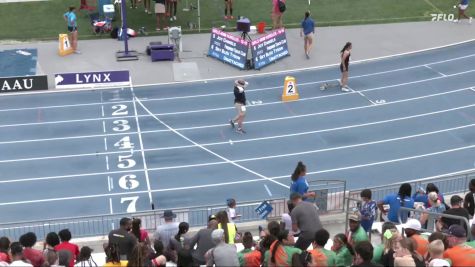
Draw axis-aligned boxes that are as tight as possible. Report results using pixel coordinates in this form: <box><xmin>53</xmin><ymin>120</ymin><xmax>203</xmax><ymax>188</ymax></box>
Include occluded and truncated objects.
<box><xmin>54</xmin><ymin>70</ymin><xmax>130</xmax><ymax>89</ymax></box>
<box><xmin>255</xmin><ymin>200</ymin><xmax>273</xmax><ymax>219</ymax></box>
<box><xmin>251</xmin><ymin>28</ymin><xmax>290</xmax><ymax>70</ymax></box>
<box><xmin>0</xmin><ymin>75</ymin><xmax>48</xmax><ymax>93</ymax></box>
<box><xmin>208</xmin><ymin>28</ymin><xmax>249</xmax><ymax>70</ymax></box>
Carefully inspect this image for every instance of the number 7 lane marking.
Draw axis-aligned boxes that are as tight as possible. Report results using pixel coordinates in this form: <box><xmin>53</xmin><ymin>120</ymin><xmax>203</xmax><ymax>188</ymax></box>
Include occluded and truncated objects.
<box><xmin>131</xmin><ymin>85</ymin><xmax>153</xmax><ymax>207</ymax></box>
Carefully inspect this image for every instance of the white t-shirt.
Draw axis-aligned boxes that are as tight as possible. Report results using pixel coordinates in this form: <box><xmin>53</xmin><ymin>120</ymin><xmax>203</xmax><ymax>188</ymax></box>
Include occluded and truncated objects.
<box><xmin>429</xmin><ymin>258</ymin><xmax>451</xmax><ymax>267</ymax></box>
<box><xmin>10</xmin><ymin>260</ymin><xmax>33</xmax><ymax>267</ymax></box>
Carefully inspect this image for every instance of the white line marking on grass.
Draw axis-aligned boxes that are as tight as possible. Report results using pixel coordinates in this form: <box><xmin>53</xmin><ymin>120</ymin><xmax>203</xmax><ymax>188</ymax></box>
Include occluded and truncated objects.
<box><xmin>134</xmin><ymin>96</ymin><xmax>290</xmax><ymax>190</ymax></box>
<box><xmin>131</xmin><ymin>85</ymin><xmax>153</xmax><ymax>206</ymax></box>
<box><xmin>424</xmin><ymin>65</ymin><xmax>447</xmax><ymax>77</ymax></box>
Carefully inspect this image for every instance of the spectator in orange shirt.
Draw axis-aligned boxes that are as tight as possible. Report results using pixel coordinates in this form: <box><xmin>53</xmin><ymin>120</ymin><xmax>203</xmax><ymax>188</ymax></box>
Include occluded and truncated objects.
<box><xmin>443</xmin><ymin>225</ymin><xmax>475</xmax><ymax>266</ymax></box>
<box><xmin>55</xmin><ymin>229</ymin><xmax>80</xmax><ymax>267</ymax></box>
<box><xmin>237</xmin><ymin>232</ymin><xmax>261</xmax><ymax>267</ymax></box>
<box><xmin>403</xmin><ymin>219</ymin><xmax>428</xmax><ymax>259</ymax></box>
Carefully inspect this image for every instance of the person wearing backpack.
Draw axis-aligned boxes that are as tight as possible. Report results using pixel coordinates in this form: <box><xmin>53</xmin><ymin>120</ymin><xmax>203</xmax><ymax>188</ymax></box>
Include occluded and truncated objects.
<box><xmin>272</xmin><ymin>0</ymin><xmax>286</xmax><ymax>29</ymax></box>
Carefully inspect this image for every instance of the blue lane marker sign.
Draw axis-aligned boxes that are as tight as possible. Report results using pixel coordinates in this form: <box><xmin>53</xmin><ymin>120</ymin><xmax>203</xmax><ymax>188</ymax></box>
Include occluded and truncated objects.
<box><xmin>255</xmin><ymin>201</ymin><xmax>273</xmax><ymax>219</ymax></box>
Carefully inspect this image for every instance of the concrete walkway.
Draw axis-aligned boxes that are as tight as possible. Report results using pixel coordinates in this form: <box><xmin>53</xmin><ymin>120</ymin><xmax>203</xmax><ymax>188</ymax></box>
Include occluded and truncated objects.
<box><xmin>1</xmin><ymin>20</ymin><xmax>474</xmax><ymax>89</ymax></box>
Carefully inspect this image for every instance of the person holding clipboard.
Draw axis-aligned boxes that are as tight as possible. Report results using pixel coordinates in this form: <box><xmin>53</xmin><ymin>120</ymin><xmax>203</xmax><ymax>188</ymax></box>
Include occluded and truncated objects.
<box><xmin>230</xmin><ymin>79</ymin><xmax>248</xmax><ymax>134</ymax></box>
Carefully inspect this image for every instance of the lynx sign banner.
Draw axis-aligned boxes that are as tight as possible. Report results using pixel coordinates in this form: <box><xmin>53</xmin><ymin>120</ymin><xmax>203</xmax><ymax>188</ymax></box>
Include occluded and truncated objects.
<box><xmin>54</xmin><ymin>70</ymin><xmax>130</xmax><ymax>89</ymax></box>
<box><xmin>0</xmin><ymin>75</ymin><xmax>48</xmax><ymax>93</ymax></box>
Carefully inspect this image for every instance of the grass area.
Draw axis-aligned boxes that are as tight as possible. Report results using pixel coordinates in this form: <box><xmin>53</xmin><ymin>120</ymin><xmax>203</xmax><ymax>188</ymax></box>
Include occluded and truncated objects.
<box><xmin>0</xmin><ymin>0</ymin><xmax>471</xmax><ymax>41</ymax></box>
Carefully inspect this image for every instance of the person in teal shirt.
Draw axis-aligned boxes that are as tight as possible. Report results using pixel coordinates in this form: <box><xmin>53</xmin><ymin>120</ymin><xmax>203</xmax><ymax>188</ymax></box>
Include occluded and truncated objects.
<box><xmin>332</xmin><ymin>233</ymin><xmax>354</xmax><ymax>267</ymax></box>
<box><xmin>63</xmin><ymin>6</ymin><xmax>80</xmax><ymax>53</ymax></box>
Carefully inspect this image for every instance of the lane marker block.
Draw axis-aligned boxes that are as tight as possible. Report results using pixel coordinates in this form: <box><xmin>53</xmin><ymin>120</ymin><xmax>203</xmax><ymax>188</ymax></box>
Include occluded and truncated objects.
<box><xmin>58</xmin><ymin>34</ymin><xmax>73</xmax><ymax>56</ymax></box>
<box><xmin>282</xmin><ymin>76</ymin><xmax>299</xmax><ymax>101</ymax></box>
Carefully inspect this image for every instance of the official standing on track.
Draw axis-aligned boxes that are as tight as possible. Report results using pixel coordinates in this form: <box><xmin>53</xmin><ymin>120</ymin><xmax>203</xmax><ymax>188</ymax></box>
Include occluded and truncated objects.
<box><xmin>230</xmin><ymin>79</ymin><xmax>248</xmax><ymax>134</ymax></box>
<box><xmin>300</xmin><ymin>11</ymin><xmax>315</xmax><ymax>59</ymax></box>
<box><xmin>340</xmin><ymin>42</ymin><xmax>352</xmax><ymax>92</ymax></box>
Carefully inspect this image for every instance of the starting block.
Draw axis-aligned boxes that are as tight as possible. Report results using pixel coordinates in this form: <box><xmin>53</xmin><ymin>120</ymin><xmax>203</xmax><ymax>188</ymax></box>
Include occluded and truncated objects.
<box><xmin>282</xmin><ymin>76</ymin><xmax>299</xmax><ymax>101</ymax></box>
<box><xmin>58</xmin><ymin>34</ymin><xmax>73</xmax><ymax>56</ymax></box>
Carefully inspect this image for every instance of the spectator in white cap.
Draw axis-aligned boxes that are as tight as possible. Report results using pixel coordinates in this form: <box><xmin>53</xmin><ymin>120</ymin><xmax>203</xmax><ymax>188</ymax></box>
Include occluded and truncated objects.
<box><xmin>404</xmin><ymin>218</ymin><xmax>428</xmax><ymax>258</ymax></box>
<box><xmin>154</xmin><ymin>210</ymin><xmax>179</xmax><ymax>249</ymax></box>
<box><xmin>205</xmin><ymin>229</ymin><xmax>239</xmax><ymax>267</ymax></box>
<box><xmin>230</xmin><ymin>79</ymin><xmax>248</xmax><ymax>134</ymax></box>
<box><xmin>347</xmin><ymin>211</ymin><xmax>369</xmax><ymax>247</ymax></box>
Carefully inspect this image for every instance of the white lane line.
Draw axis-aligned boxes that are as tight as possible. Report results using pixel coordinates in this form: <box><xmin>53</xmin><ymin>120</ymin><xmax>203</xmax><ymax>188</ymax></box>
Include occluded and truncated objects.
<box><xmin>102</xmin><ymin>121</ymin><xmax>106</xmax><ymax>133</ymax></box>
<box><xmin>148</xmin><ymin>103</ymin><xmax>475</xmax><ymax>151</ymax></box>
<box><xmin>107</xmin><ymin>176</ymin><xmax>112</xmax><ymax>192</ymax></box>
<box><xmin>1</xmin><ymin>102</ymin><xmax>474</xmax><ymax>164</ymax></box>
<box><xmin>0</xmin><ymin>85</ymin><xmax>472</xmax><ymax>146</ymax></box>
<box><xmin>105</xmin><ymin>155</ymin><xmax>110</xmax><ymax>171</ymax></box>
<box><xmin>1</xmin><ymin>142</ymin><xmax>474</xmax><ymax>206</ymax></box>
<box><xmin>264</xmin><ymin>184</ymin><xmax>273</xmax><ymax>197</ymax></box>
<box><xmin>131</xmin><ymin>85</ymin><xmax>154</xmax><ymax>206</ymax></box>
<box><xmin>470</xmin><ymin>87</ymin><xmax>475</xmax><ymax>93</ymax></box>
<box><xmin>109</xmin><ymin>198</ymin><xmax>113</xmax><ymax>214</ymax></box>
<box><xmin>349</xmin><ymin>86</ymin><xmax>376</xmax><ymax>105</ymax></box>
<box><xmin>104</xmin><ymin>137</ymin><xmax>108</xmax><ymax>151</ymax></box>
<box><xmin>0</xmin><ymin>52</ymin><xmax>472</xmax><ymax>114</ymax></box>
<box><xmin>101</xmin><ymin>105</ymin><xmax>105</xmax><ymax>117</ymax></box>
<box><xmin>1</xmin><ymin>39</ymin><xmax>474</xmax><ymax>98</ymax></box>
<box><xmin>136</xmin><ymin>121</ymin><xmax>475</xmax><ymax>172</ymax></box>
<box><xmin>1</xmin><ymin>69</ymin><xmax>474</xmax><ymax>129</ymax></box>
<box><xmin>134</xmin><ymin>96</ymin><xmax>290</xmax><ymax>190</ymax></box>
<box><xmin>424</xmin><ymin>65</ymin><xmax>447</xmax><ymax>77</ymax></box>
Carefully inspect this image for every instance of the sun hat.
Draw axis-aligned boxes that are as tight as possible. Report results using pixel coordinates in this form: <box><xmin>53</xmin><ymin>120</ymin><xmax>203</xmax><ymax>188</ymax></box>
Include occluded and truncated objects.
<box><xmin>349</xmin><ymin>212</ymin><xmax>361</xmax><ymax>222</ymax></box>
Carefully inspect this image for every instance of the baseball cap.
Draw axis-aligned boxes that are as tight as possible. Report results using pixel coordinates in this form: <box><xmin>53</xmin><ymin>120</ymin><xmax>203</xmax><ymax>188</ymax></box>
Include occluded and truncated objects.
<box><xmin>450</xmin><ymin>195</ymin><xmax>463</xmax><ymax>205</ymax></box>
<box><xmin>404</xmin><ymin>218</ymin><xmax>421</xmax><ymax>231</ymax></box>
<box><xmin>448</xmin><ymin>224</ymin><xmax>466</xmax><ymax>238</ymax></box>
<box><xmin>349</xmin><ymin>212</ymin><xmax>361</xmax><ymax>222</ymax></box>
<box><xmin>160</xmin><ymin>210</ymin><xmax>176</xmax><ymax>219</ymax></box>
<box><xmin>208</xmin><ymin>214</ymin><xmax>217</xmax><ymax>221</ymax></box>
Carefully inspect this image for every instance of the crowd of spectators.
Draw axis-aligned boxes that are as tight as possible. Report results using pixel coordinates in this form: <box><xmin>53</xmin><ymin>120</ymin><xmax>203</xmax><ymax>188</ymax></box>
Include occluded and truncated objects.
<box><xmin>1</xmin><ymin>176</ymin><xmax>475</xmax><ymax>266</ymax></box>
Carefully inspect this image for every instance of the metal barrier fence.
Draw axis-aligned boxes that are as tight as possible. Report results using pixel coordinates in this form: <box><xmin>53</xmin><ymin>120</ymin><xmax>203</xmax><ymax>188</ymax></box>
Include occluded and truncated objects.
<box><xmin>347</xmin><ymin>170</ymin><xmax>475</xmax><ymax>204</ymax></box>
<box><xmin>308</xmin><ymin>179</ymin><xmax>347</xmax><ymax>214</ymax></box>
<box><xmin>0</xmin><ymin>197</ymin><xmax>286</xmax><ymax>241</ymax></box>
<box><xmin>397</xmin><ymin>207</ymin><xmax>473</xmax><ymax>240</ymax></box>
<box><xmin>0</xmin><ymin>180</ymin><xmax>347</xmax><ymax>241</ymax></box>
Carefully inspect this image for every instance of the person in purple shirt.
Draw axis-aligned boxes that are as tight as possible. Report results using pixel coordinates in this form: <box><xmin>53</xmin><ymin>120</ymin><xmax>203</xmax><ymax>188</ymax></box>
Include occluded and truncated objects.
<box><xmin>300</xmin><ymin>11</ymin><xmax>315</xmax><ymax>59</ymax></box>
<box><xmin>290</xmin><ymin>161</ymin><xmax>315</xmax><ymax>201</ymax></box>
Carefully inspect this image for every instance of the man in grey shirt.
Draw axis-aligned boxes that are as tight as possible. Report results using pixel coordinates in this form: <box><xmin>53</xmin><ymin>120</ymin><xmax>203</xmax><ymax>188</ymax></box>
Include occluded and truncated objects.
<box><xmin>153</xmin><ymin>210</ymin><xmax>179</xmax><ymax>248</ymax></box>
<box><xmin>189</xmin><ymin>215</ymin><xmax>218</xmax><ymax>266</ymax></box>
<box><xmin>290</xmin><ymin>192</ymin><xmax>322</xmax><ymax>250</ymax></box>
<box><xmin>205</xmin><ymin>229</ymin><xmax>239</xmax><ymax>267</ymax></box>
